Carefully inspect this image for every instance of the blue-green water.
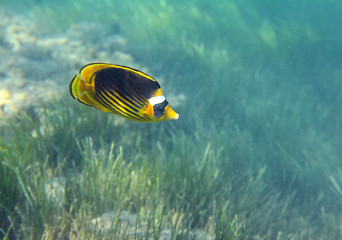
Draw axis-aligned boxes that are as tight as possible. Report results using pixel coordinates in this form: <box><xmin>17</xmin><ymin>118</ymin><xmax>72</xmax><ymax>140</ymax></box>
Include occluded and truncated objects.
<box><xmin>0</xmin><ymin>0</ymin><xmax>342</xmax><ymax>239</ymax></box>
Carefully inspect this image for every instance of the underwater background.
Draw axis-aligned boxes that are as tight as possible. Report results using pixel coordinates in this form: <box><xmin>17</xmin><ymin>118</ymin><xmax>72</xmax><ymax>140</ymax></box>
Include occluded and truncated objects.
<box><xmin>0</xmin><ymin>0</ymin><xmax>342</xmax><ymax>239</ymax></box>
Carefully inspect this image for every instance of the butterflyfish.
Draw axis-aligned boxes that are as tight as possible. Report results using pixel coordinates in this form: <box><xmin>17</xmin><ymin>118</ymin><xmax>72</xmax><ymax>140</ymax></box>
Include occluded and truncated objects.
<box><xmin>69</xmin><ymin>63</ymin><xmax>179</xmax><ymax>122</ymax></box>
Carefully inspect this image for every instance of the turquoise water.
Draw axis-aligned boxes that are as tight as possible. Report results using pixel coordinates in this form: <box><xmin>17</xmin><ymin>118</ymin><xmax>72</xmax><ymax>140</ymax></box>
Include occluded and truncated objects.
<box><xmin>0</xmin><ymin>0</ymin><xmax>342</xmax><ymax>239</ymax></box>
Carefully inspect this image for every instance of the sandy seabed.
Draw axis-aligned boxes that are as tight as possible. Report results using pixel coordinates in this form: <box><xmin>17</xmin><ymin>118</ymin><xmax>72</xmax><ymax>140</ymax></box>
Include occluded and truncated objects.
<box><xmin>0</xmin><ymin>11</ymin><xmax>135</xmax><ymax>122</ymax></box>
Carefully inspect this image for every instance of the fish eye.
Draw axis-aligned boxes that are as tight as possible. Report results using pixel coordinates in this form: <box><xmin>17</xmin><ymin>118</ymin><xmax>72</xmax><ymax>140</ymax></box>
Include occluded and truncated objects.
<box><xmin>153</xmin><ymin>103</ymin><xmax>166</xmax><ymax>118</ymax></box>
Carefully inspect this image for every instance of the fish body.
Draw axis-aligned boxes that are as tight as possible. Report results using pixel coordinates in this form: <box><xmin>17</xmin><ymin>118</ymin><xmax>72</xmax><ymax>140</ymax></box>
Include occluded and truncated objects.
<box><xmin>69</xmin><ymin>63</ymin><xmax>179</xmax><ymax>122</ymax></box>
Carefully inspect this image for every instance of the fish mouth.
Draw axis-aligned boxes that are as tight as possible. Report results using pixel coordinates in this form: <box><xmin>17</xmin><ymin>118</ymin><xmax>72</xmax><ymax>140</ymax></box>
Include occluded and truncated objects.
<box><xmin>162</xmin><ymin>105</ymin><xmax>179</xmax><ymax>121</ymax></box>
<box><xmin>168</xmin><ymin>108</ymin><xmax>179</xmax><ymax>120</ymax></box>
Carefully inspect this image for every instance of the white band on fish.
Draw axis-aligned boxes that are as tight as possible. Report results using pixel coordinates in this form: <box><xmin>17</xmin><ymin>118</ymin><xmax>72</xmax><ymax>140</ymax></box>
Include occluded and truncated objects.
<box><xmin>148</xmin><ymin>95</ymin><xmax>166</xmax><ymax>106</ymax></box>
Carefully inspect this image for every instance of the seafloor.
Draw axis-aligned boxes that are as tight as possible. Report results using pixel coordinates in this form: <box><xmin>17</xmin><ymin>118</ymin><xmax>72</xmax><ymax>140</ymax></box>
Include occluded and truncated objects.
<box><xmin>1</xmin><ymin>3</ymin><xmax>342</xmax><ymax>240</ymax></box>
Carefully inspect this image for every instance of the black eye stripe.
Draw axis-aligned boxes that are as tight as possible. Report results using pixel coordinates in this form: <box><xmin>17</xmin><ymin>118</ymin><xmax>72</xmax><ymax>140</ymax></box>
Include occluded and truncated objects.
<box><xmin>153</xmin><ymin>100</ymin><xmax>168</xmax><ymax>118</ymax></box>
